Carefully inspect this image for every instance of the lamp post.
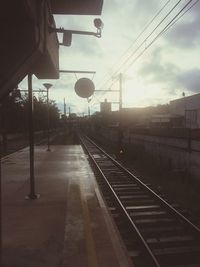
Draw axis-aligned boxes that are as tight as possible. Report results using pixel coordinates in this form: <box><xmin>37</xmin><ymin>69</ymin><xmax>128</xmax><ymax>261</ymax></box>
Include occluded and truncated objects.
<box><xmin>43</xmin><ymin>83</ymin><xmax>52</xmax><ymax>152</ymax></box>
<box><xmin>50</xmin><ymin>18</ymin><xmax>103</xmax><ymax>47</ymax></box>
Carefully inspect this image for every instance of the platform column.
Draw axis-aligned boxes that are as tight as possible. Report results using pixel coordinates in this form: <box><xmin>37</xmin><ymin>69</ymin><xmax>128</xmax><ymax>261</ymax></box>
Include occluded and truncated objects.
<box><xmin>26</xmin><ymin>74</ymin><xmax>40</xmax><ymax>200</ymax></box>
<box><xmin>0</xmin><ymin>137</ymin><xmax>2</xmax><ymax>266</ymax></box>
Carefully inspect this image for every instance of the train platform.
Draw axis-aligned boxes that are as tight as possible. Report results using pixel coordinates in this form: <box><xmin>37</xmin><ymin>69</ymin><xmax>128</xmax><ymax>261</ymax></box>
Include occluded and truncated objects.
<box><xmin>1</xmin><ymin>145</ymin><xmax>133</xmax><ymax>267</ymax></box>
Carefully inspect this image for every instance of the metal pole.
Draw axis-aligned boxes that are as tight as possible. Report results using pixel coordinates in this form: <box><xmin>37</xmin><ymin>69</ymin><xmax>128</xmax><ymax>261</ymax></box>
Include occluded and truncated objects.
<box><xmin>88</xmin><ymin>99</ymin><xmax>90</xmax><ymax>117</ymax></box>
<box><xmin>47</xmin><ymin>88</ymin><xmax>50</xmax><ymax>152</ymax></box>
<box><xmin>26</xmin><ymin>74</ymin><xmax>39</xmax><ymax>200</ymax></box>
<box><xmin>43</xmin><ymin>83</ymin><xmax>52</xmax><ymax>152</ymax></box>
<box><xmin>0</xmin><ymin>100</ymin><xmax>2</xmax><ymax>264</ymax></box>
<box><xmin>2</xmin><ymin>104</ymin><xmax>7</xmax><ymax>155</ymax></box>
<box><xmin>119</xmin><ymin>73</ymin><xmax>123</xmax><ymax>153</ymax></box>
<box><xmin>119</xmin><ymin>73</ymin><xmax>122</xmax><ymax>111</ymax></box>
<box><xmin>0</xmin><ymin>137</ymin><xmax>2</xmax><ymax>265</ymax></box>
<box><xmin>64</xmin><ymin>98</ymin><xmax>66</xmax><ymax>116</ymax></box>
<box><xmin>60</xmin><ymin>70</ymin><xmax>96</xmax><ymax>74</ymax></box>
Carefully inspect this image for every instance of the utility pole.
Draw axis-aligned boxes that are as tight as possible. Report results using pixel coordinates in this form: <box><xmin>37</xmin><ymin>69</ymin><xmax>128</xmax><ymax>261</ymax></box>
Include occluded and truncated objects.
<box><xmin>119</xmin><ymin>73</ymin><xmax>123</xmax><ymax>154</ymax></box>
<box><xmin>87</xmin><ymin>98</ymin><xmax>91</xmax><ymax>117</ymax></box>
<box><xmin>26</xmin><ymin>74</ymin><xmax>40</xmax><ymax>200</ymax></box>
<box><xmin>119</xmin><ymin>73</ymin><xmax>122</xmax><ymax>112</ymax></box>
<box><xmin>64</xmin><ymin>98</ymin><xmax>66</xmax><ymax>116</ymax></box>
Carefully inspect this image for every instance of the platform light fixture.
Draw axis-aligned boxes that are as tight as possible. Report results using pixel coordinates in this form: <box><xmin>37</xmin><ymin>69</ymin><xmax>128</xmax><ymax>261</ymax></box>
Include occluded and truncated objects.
<box><xmin>50</xmin><ymin>18</ymin><xmax>103</xmax><ymax>46</ymax></box>
<box><xmin>43</xmin><ymin>83</ymin><xmax>53</xmax><ymax>152</ymax></box>
<box><xmin>93</xmin><ymin>18</ymin><xmax>104</xmax><ymax>37</ymax></box>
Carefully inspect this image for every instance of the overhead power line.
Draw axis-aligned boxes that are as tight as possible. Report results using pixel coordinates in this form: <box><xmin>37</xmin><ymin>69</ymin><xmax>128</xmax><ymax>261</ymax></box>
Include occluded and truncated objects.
<box><xmin>96</xmin><ymin>0</ymin><xmax>174</xmax><ymax>93</ymax></box>
<box><xmin>162</xmin><ymin>0</ymin><xmax>199</xmax><ymax>35</ymax></box>
<box><xmin>93</xmin><ymin>0</ymin><xmax>178</xmax><ymax>105</ymax></box>
<box><xmin>96</xmin><ymin>0</ymin><xmax>173</xmax><ymax>91</ymax></box>
<box><xmin>92</xmin><ymin>0</ymin><xmax>182</xmax><ymax>105</ymax></box>
<box><xmin>91</xmin><ymin>0</ymin><xmax>198</xmax><ymax>107</ymax></box>
<box><xmin>113</xmin><ymin>0</ymin><xmax>182</xmax><ymax>74</ymax></box>
<box><xmin>123</xmin><ymin>0</ymin><xmax>198</xmax><ymax>73</ymax></box>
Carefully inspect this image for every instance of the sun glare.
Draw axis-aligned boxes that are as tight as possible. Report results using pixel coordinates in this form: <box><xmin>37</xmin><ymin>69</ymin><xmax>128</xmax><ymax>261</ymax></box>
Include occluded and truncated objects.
<box><xmin>123</xmin><ymin>77</ymin><xmax>167</xmax><ymax>107</ymax></box>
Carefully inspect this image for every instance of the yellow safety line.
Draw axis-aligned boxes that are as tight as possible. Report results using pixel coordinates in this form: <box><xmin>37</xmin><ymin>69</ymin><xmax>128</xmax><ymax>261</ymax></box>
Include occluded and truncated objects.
<box><xmin>79</xmin><ymin>178</ymin><xmax>98</xmax><ymax>267</ymax></box>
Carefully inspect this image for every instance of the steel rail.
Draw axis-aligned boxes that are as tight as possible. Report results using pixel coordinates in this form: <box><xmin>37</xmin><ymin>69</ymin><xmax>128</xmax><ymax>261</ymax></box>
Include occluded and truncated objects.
<box><xmin>80</xmin><ymin>135</ymin><xmax>161</xmax><ymax>267</ymax></box>
<box><xmin>85</xmin><ymin>135</ymin><xmax>200</xmax><ymax>236</ymax></box>
<box><xmin>80</xmin><ymin>134</ymin><xmax>200</xmax><ymax>266</ymax></box>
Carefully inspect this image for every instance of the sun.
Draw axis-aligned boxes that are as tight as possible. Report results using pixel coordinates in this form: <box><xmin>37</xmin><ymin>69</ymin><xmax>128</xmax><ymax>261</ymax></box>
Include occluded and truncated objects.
<box><xmin>123</xmin><ymin>76</ymin><xmax>166</xmax><ymax>107</ymax></box>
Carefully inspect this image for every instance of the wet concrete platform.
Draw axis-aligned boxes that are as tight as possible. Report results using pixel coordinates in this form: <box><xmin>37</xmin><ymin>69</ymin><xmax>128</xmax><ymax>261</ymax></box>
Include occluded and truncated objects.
<box><xmin>1</xmin><ymin>145</ymin><xmax>133</xmax><ymax>267</ymax></box>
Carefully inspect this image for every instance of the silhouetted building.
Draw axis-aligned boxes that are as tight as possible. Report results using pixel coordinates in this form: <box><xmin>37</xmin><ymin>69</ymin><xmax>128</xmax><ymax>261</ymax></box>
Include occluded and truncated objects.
<box><xmin>150</xmin><ymin>114</ymin><xmax>183</xmax><ymax>128</ymax></box>
<box><xmin>170</xmin><ymin>93</ymin><xmax>200</xmax><ymax>128</ymax></box>
<box><xmin>1</xmin><ymin>0</ymin><xmax>103</xmax><ymax>100</ymax></box>
<box><xmin>100</xmin><ymin>99</ymin><xmax>111</xmax><ymax>113</ymax></box>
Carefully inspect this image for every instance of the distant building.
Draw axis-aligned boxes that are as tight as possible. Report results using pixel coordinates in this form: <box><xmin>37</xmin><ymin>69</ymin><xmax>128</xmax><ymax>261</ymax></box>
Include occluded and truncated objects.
<box><xmin>100</xmin><ymin>99</ymin><xmax>111</xmax><ymax>113</ymax></box>
<box><xmin>120</xmin><ymin>105</ymin><xmax>170</xmax><ymax>128</ymax></box>
<box><xmin>121</xmin><ymin>107</ymin><xmax>150</xmax><ymax>127</ymax></box>
<box><xmin>101</xmin><ymin>93</ymin><xmax>200</xmax><ymax>129</ymax></box>
<box><xmin>170</xmin><ymin>93</ymin><xmax>200</xmax><ymax>128</ymax></box>
<box><xmin>150</xmin><ymin>114</ymin><xmax>183</xmax><ymax>128</ymax></box>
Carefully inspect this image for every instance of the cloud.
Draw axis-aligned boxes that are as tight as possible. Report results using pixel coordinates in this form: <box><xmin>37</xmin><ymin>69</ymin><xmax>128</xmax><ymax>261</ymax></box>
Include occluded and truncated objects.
<box><xmin>176</xmin><ymin>68</ymin><xmax>200</xmax><ymax>93</ymax></box>
<box><xmin>166</xmin><ymin>20</ymin><xmax>200</xmax><ymax>48</ymax></box>
<box><xmin>138</xmin><ymin>48</ymin><xmax>179</xmax><ymax>87</ymax></box>
<box><xmin>72</xmin><ymin>36</ymin><xmax>103</xmax><ymax>56</ymax></box>
<box><xmin>138</xmin><ymin>47</ymin><xmax>200</xmax><ymax>95</ymax></box>
<box><xmin>165</xmin><ymin>2</ymin><xmax>200</xmax><ymax>48</ymax></box>
<box><xmin>21</xmin><ymin>1</ymin><xmax>199</xmax><ymax>113</ymax></box>
<box><xmin>138</xmin><ymin>42</ymin><xmax>200</xmax><ymax>96</ymax></box>
<box><xmin>133</xmin><ymin>0</ymin><xmax>160</xmax><ymax>14</ymax></box>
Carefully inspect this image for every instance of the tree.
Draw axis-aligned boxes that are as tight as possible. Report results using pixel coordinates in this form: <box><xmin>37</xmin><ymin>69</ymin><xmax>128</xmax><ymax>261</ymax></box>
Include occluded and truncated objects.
<box><xmin>0</xmin><ymin>92</ymin><xmax>60</xmax><ymax>134</ymax></box>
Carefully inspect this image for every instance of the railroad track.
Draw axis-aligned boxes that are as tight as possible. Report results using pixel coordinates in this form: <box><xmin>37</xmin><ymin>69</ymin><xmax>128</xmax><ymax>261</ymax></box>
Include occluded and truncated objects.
<box><xmin>80</xmin><ymin>135</ymin><xmax>200</xmax><ymax>267</ymax></box>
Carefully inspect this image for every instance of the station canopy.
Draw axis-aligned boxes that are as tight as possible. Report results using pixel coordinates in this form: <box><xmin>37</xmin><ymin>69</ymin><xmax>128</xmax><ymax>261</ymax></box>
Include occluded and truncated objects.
<box><xmin>50</xmin><ymin>0</ymin><xmax>103</xmax><ymax>15</ymax></box>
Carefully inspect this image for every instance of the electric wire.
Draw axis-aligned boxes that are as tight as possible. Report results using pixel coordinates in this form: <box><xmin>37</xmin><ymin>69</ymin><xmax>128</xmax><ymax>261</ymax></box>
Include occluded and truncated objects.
<box><xmin>96</xmin><ymin>0</ymin><xmax>173</xmax><ymax>90</ymax></box>
<box><xmin>91</xmin><ymin>0</ymin><xmax>197</xmax><ymax>108</ymax></box>
<box><xmin>161</xmin><ymin>0</ymin><xmax>199</xmax><ymax>35</ymax></box>
<box><xmin>92</xmin><ymin>0</ymin><xmax>183</xmax><ymax>106</ymax></box>
<box><xmin>99</xmin><ymin>0</ymin><xmax>182</xmax><ymax>89</ymax></box>
<box><xmin>123</xmin><ymin>0</ymin><xmax>197</xmax><ymax>73</ymax></box>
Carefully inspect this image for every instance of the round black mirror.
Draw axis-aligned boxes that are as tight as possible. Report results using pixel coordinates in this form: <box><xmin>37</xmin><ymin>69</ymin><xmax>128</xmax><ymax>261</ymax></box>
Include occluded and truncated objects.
<box><xmin>74</xmin><ymin>78</ymin><xmax>95</xmax><ymax>98</ymax></box>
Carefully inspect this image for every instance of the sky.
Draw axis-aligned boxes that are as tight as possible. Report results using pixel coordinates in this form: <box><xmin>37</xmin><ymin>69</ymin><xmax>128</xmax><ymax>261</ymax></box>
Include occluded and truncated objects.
<box><xmin>20</xmin><ymin>0</ymin><xmax>200</xmax><ymax>115</ymax></box>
